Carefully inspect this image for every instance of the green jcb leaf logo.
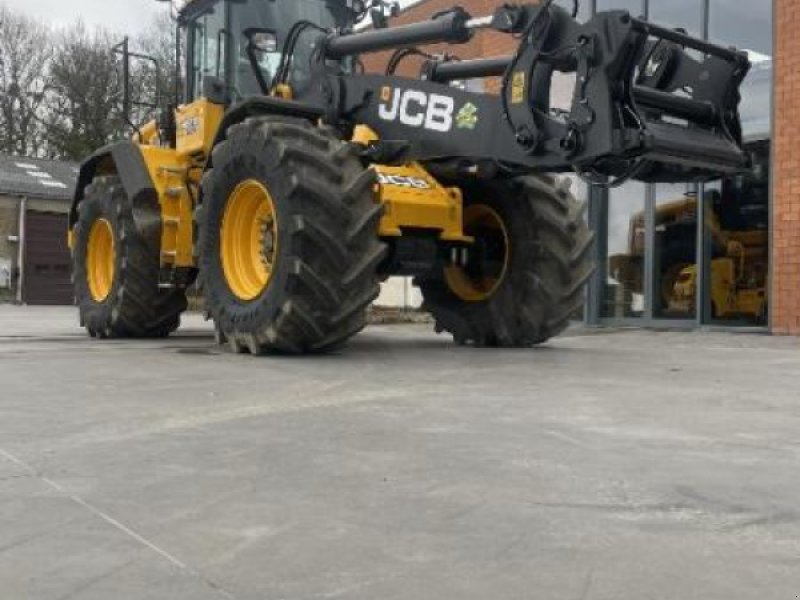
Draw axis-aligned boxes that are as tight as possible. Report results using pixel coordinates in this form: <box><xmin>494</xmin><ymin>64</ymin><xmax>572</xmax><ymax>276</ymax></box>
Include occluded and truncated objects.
<box><xmin>456</xmin><ymin>102</ymin><xmax>479</xmax><ymax>130</ymax></box>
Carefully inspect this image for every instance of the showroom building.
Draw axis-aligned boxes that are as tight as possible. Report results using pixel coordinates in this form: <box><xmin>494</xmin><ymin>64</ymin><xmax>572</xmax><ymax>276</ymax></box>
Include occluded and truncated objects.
<box><xmin>365</xmin><ymin>0</ymin><xmax>789</xmax><ymax>333</ymax></box>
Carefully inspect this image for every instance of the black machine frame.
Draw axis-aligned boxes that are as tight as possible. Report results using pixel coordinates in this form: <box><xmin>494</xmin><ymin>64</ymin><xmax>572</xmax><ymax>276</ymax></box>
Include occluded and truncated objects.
<box><xmin>231</xmin><ymin>1</ymin><xmax>753</xmax><ymax>186</ymax></box>
<box><xmin>117</xmin><ymin>0</ymin><xmax>753</xmax><ymax>190</ymax></box>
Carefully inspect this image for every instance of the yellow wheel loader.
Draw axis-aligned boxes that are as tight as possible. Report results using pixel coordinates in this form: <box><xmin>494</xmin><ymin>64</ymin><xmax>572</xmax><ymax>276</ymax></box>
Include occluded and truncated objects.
<box><xmin>608</xmin><ymin>146</ymin><xmax>768</xmax><ymax>321</ymax></box>
<box><xmin>68</xmin><ymin>0</ymin><xmax>751</xmax><ymax>353</ymax></box>
<box><xmin>669</xmin><ymin>259</ymin><xmax>768</xmax><ymax>322</ymax></box>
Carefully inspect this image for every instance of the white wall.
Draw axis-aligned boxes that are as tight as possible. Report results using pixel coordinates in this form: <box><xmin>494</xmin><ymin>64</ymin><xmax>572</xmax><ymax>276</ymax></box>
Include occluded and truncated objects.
<box><xmin>376</xmin><ymin>277</ymin><xmax>423</xmax><ymax>309</ymax></box>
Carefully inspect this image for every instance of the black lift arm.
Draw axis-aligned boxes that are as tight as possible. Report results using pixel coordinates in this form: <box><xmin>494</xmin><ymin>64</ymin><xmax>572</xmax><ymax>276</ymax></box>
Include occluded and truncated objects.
<box><xmin>286</xmin><ymin>3</ymin><xmax>751</xmax><ymax>183</ymax></box>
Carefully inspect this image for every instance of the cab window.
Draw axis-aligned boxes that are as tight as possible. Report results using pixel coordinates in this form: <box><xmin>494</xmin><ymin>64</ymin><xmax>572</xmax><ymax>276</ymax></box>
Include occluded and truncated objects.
<box><xmin>229</xmin><ymin>0</ymin><xmax>351</xmax><ymax>98</ymax></box>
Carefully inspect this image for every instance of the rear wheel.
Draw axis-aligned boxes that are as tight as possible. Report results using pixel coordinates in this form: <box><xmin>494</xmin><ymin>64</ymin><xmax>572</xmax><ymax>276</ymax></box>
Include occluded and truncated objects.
<box><xmin>199</xmin><ymin>117</ymin><xmax>386</xmax><ymax>355</ymax></box>
<box><xmin>418</xmin><ymin>175</ymin><xmax>595</xmax><ymax>347</ymax></box>
<box><xmin>72</xmin><ymin>176</ymin><xmax>187</xmax><ymax>338</ymax></box>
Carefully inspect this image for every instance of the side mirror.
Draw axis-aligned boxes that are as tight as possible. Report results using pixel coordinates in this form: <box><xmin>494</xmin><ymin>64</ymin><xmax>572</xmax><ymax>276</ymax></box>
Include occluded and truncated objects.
<box><xmin>244</xmin><ymin>28</ymin><xmax>278</xmax><ymax>54</ymax></box>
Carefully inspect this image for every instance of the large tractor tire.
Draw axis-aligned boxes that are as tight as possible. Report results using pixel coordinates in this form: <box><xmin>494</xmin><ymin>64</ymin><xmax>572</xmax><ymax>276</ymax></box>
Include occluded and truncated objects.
<box><xmin>418</xmin><ymin>175</ymin><xmax>595</xmax><ymax>347</ymax></box>
<box><xmin>198</xmin><ymin>117</ymin><xmax>386</xmax><ymax>355</ymax></box>
<box><xmin>72</xmin><ymin>176</ymin><xmax>187</xmax><ymax>338</ymax></box>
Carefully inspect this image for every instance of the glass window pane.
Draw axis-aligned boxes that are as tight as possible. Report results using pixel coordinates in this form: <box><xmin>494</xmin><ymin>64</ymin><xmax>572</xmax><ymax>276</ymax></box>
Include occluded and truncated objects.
<box><xmin>709</xmin><ymin>0</ymin><xmax>773</xmax><ymax>137</ymax></box>
<box><xmin>604</xmin><ymin>182</ymin><xmax>646</xmax><ymax>319</ymax></box>
<box><xmin>653</xmin><ymin>184</ymin><xmax>698</xmax><ymax>319</ymax></box>
<box><xmin>703</xmin><ymin>142</ymin><xmax>770</xmax><ymax>326</ymax></box>
<box><xmin>739</xmin><ymin>65</ymin><xmax>772</xmax><ymax>137</ymax></box>
<box><xmin>230</xmin><ymin>0</ymin><xmax>351</xmax><ymax>98</ymax></box>
<box><xmin>649</xmin><ymin>0</ymin><xmax>702</xmax><ymax>38</ymax></box>
<box><xmin>709</xmin><ymin>0</ymin><xmax>772</xmax><ymax>55</ymax></box>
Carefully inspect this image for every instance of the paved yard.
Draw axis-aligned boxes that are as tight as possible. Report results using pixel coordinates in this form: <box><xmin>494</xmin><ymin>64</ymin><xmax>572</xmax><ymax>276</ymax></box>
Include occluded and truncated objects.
<box><xmin>0</xmin><ymin>306</ymin><xmax>799</xmax><ymax>600</ymax></box>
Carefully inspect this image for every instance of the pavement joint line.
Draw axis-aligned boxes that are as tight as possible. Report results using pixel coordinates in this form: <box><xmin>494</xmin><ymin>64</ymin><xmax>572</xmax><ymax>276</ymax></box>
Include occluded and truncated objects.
<box><xmin>0</xmin><ymin>447</ymin><xmax>238</xmax><ymax>600</ymax></box>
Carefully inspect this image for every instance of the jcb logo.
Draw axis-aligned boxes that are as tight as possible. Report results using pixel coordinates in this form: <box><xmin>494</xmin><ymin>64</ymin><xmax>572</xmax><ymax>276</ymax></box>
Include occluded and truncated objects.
<box><xmin>378</xmin><ymin>87</ymin><xmax>454</xmax><ymax>133</ymax></box>
<box><xmin>377</xmin><ymin>173</ymin><xmax>431</xmax><ymax>189</ymax></box>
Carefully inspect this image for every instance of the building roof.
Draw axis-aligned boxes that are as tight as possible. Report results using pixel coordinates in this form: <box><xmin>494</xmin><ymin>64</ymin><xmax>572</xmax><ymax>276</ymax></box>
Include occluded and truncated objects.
<box><xmin>0</xmin><ymin>153</ymin><xmax>77</xmax><ymax>202</ymax></box>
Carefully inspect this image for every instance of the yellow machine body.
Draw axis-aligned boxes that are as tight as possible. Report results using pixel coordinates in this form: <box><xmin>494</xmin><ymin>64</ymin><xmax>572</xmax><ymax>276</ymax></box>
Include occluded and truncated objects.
<box><xmin>354</xmin><ymin>125</ymin><xmax>470</xmax><ymax>243</ymax></box>
<box><xmin>128</xmin><ymin>99</ymin><xmax>224</xmax><ymax>268</ymax></box>
<box><xmin>175</xmin><ymin>100</ymin><xmax>225</xmax><ymax>157</ymax></box>
<box><xmin>69</xmin><ymin>106</ymin><xmax>470</xmax><ymax>271</ymax></box>
<box><xmin>372</xmin><ymin>163</ymin><xmax>470</xmax><ymax>243</ymax></box>
<box><xmin>608</xmin><ymin>193</ymin><xmax>769</xmax><ymax>309</ymax></box>
<box><xmin>138</xmin><ymin>146</ymin><xmax>197</xmax><ymax>268</ymax></box>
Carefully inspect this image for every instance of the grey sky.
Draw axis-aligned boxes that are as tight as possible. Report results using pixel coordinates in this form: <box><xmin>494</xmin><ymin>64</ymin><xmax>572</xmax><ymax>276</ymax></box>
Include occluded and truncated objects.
<box><xmin>1</xmin><ymin>0</ymin><xmax>773</xmax><ymax>51</ymax></box>
<box><xmin>1</xmin><ymin>0</ymin><xmax>167</xmax><ymax>33</ymax></box>
<box><xmin>2</xmin><ymin>0</ymin><xmax>420</xmax><ymax>34</ymax></box>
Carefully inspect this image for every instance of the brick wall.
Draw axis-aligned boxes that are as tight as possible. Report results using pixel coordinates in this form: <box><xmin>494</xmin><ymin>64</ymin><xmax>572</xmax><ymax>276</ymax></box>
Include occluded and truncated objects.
<box><xmin>361</xmin><ymin>0</ymin><xmax>519</xmax><ymax>91</ymax></box>
<box><xmin>772</xmin><ymin>0</ymin><xmax>800</xmax><ymax>335</ymax></box>
<box><xmin>360</xmin><ymin>0</ymin><xmax>573</xmax><ymax>105</ymax></box>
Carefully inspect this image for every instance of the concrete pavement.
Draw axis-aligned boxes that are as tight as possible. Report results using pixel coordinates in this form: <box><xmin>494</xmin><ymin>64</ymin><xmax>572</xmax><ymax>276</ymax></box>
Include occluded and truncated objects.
<box><xmin>0</xmin><ymin>306</ymin><xmax>799</xmax><ymax>599</ymax></box>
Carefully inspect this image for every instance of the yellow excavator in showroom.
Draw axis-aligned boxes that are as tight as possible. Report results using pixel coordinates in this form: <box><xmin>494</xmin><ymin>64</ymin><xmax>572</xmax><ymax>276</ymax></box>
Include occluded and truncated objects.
<box><xmin>609</xmin><ymin>151</ymin><xmax>768</xmax><ymax>322</ymax></box>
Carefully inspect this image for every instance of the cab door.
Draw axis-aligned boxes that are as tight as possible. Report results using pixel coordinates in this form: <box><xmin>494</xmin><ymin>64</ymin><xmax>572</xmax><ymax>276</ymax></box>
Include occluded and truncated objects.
<box><xmin>187</xmin><ymin>0</ymin><xmax>229</xmax><ymax>101</ymax></box>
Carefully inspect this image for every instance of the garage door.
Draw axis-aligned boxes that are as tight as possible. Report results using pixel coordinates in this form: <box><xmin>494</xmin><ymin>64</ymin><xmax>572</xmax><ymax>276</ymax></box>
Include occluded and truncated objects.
<box><xmin>23</xmin><ymin>211</ymin><xmax>73</xmax><ymax>305</ymax></box>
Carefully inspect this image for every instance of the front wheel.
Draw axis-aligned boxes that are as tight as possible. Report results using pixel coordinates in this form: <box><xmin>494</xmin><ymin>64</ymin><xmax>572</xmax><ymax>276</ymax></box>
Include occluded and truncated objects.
<box><xmin>199</xmin><ymin>117</ymin><xmax>387</xmax><ymax>355</ymax></box>
<box><xmin>418</xmin><ymin>175</ymin><xmax>595</xmax><ymax>347</ymax></box>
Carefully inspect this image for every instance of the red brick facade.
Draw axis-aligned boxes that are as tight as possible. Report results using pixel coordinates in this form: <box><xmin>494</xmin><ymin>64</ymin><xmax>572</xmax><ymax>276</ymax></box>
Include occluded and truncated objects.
<box><xmin>772</xmin><ymin>0</ymin><xmax>799</xmax><ymax>335</ymax></box>
<box><xmin>361</xmin><ymin>0</ymin><xmax>518</xmax><ymax>91</ymax></box>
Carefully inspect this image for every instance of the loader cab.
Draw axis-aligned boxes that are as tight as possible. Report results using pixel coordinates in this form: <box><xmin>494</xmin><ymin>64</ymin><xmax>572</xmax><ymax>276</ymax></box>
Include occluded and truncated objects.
<box><xmin>180</xmin><ymin>0</ymin><xmax>352</xmax><ymax>103</ymax></box>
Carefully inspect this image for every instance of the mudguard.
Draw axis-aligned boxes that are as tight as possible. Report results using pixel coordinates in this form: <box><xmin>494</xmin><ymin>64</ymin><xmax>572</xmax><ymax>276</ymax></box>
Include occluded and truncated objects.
<box><xmin>69</xmin><ymin>140</ymin><xmax>158</xmax><ymax>230</ymax></box>
<box><xmin>206</xmin><ymin>96</ymin><xmax>326</xmax><ymax>169</ymax></box>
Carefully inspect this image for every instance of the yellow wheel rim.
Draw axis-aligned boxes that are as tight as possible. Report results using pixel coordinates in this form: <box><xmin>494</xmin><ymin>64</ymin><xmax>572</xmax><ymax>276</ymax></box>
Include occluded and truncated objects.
<box><xmin>86</xmin><ymin>218</ymin><xmax>116</xmax><ymax>302</ymax></box>
<box><xmin>444</xmin><ymin>204</ymin><xmax>510</xmax><ymax>302</ymax></box>
<box><xmin>220</xmin><ymin>179</ymin><xmax>278</xmax><ymax>302</ymax></box>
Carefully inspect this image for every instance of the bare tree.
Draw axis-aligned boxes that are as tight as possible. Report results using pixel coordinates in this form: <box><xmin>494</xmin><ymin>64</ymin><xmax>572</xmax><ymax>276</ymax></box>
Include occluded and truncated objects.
<box><xmin>0</xmin><ymin>6</ymin><xmax>51</xmax><ymax>156</ymax></box>
<box><xmin>0</xmin><ymin>7</ymin><xmax>179</xmax><ymax>162</ymax></box>
<box><xmin>41</xmin><ymin>23</ymin><xmax>125</xmax><ymax>161</ymax></box>
<box><xmin>134</xmin><ymin>12</ymin><xmax>181</xmax><ymax>112</ymax></box>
